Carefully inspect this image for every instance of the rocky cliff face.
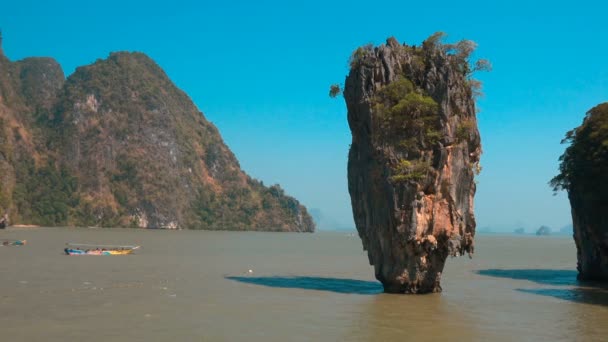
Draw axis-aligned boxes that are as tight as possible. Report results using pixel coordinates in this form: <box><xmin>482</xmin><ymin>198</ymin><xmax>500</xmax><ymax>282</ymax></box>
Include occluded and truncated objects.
<box><xmin>552</xmin><ymin>103</ymin><xmax>608</xmax><ymax>280</ymax></box>
<box><xmin>0</xmin><ymin>49</ymin><xmax>64</xmax><ymax>223</ymax></box>
<box><xmin>0</xmin><ymin>39</ymin><xmax>314</xmax><ymax>232</ymax></box>
<box><xmin>344</xmin><ymin>36</ymin><xmax>483</xmax><ymax>293</ymax></box>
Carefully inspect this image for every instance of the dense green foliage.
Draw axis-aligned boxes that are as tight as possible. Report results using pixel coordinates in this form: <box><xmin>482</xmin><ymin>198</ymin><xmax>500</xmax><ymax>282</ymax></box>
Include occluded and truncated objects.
<box><xmin>193</xmin><ymin>180</ymin><xmax>311</xmax><ymax>231</ymax></box>
<box><xmin>12</xmin><ymin>158</ymin><xmax>78</xmax><ymax>225</ymax></box>
<box><xmin>0</xmin><ymin>118</ymin><xmax>10</xmax><ymax>162</ymax></box>
<box><xmin>456</xmin><ymin>119</ymin><xmax>476</xmax><ymax>142</ymax></box>
<box><xmin>551</xmin><ymin>103</ymin><xmax>608</xmax><ymax>201</ymax></box>
<box><xmin>390</xmin><ymin>159</ymin><xmax>431</xmax><ymax>184</ymax></box>
<box><xmin>348</xmin><ymin>43</ymin><xmax>373</xmax><ymax>68</ymax></box>
<box><xmin>371</xmin><ymin>77</ymin><xmax>438</xmax><ymax>184</ymax></box>
<box><xmin>373</xmin><ymin>76</ymin><xmax>440</xmax><ymax>146</ymax></box>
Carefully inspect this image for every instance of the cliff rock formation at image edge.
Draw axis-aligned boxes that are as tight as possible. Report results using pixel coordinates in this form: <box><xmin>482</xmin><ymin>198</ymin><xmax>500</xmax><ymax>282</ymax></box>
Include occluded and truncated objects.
<box><xmin>552</xmin><ymin>103</ymin><xmax>608</xmax><ymax>280</ymax></box>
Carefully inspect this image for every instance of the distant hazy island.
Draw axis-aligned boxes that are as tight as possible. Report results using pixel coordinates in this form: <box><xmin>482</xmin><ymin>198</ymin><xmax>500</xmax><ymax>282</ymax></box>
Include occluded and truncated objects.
<box><xmin>536</xmin><ymin>226</ymin><xmax>551</xmax><ymax>236</ymax></box>
<box><xmin>0</xmin><ymin>36</ymin><xmax>314</xmax><ymax>231</ymax></box>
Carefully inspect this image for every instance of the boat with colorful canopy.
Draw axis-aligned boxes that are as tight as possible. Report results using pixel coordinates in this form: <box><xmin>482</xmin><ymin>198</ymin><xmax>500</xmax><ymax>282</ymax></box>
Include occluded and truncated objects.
<box><xmin>64</xmin><ymin>243</ymin><xmax>140</xmax><ymax>255</ymax></box>
<box><xmin>1</xmin><ymin>239</ymin><xmax>26</xmax><ymax>246</ymax></box>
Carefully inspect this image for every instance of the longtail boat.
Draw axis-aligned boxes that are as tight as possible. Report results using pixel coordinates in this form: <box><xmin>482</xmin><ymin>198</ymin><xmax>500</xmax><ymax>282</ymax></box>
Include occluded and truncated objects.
<box><xmin>64</xmin><ymin>243</ymin><xmax>140</xmax><ymax>256</ymax></box>
<box><xmin>1</xmin><ymin>239</ymin><xmax>26</xmax><ymax>246</ymax></box>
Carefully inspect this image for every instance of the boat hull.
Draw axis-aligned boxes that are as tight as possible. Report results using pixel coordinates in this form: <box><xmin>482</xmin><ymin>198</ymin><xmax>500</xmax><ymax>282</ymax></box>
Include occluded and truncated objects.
<box><xmin>1</xmin><ymin>240</ymin><xmax>26</xmax><ymax>246</ymax></box>
<box><xmin>65</xmin><ymin>248</ymin><xmax>135</xmax><ymax>256</ymax></box>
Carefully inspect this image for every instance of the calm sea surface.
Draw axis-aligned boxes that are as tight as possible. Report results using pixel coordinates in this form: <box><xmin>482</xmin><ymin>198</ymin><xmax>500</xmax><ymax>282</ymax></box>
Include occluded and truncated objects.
<box><xmin>1</xmin><ymin>228</ymin><xmax>607</xmax><ymax>341</ymax></box>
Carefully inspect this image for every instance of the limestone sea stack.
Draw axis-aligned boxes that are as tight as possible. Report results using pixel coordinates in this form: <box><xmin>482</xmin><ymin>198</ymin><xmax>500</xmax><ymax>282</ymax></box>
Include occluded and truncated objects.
<box><xmin>343</xmin><ymin>35</ymin><xmax>485</xmax><ymax>293</ymax></box>
<box><xmin>551</xmin><ymin>103</ymin><xmax>608</xmax><ymax>280</ymax></box>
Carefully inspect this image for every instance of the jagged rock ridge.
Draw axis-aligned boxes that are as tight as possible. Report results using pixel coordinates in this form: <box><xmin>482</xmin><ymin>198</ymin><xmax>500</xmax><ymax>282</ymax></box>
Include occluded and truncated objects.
<box><xmin>0</xmin><ymin>38</ymin><xmax>314</xmax><ymax>232</ymax></box>
<box><xmin>344</xmin><ymin>35</ymin><xmax>483</xmax><ymax>293</ymax></box>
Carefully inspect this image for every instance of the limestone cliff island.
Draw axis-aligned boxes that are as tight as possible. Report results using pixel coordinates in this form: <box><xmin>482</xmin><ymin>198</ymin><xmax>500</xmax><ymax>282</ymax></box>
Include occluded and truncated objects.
<box><xmin>335</xmin><ymin>34</ymin><xmax>488</xmax><ymax>293</ymax></box>
<box><xmin>0</xmin><ymin>35</ymin><xmax>314</xmax><ymax>232</ymax></box>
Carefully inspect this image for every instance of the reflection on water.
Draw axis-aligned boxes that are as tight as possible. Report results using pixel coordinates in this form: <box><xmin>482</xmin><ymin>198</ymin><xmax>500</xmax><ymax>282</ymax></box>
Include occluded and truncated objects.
<box><xmin>226</xmin><ymin>276</ymin><xmax>382</xmax><ymax>295</ymax></box>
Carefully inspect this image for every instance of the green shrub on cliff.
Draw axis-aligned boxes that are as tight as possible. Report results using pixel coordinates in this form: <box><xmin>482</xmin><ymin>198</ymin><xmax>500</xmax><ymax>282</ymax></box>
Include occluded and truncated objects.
<box><xmin>372</xmin><ymin>76</ymin><xmax>440</xmax><ymax>148</ymax></box>
<box><xmin>422</xmin><ymin>33</ymin><xmax>491</xmax><ymax>75</ymax></box>
<box><xmin>422</xmin><ymin>32</ymin><xmax>448</xmax><ymax>50</ymax></box>
<box><xmin>332</xmin><ymin>33</ymin><xmax>490</xmax><ymax>104</ymax></box>
<box><xmin>349</xmin><ymin>43</ymin><xmax>373</xmax><ymax>68</ymax></box>
<box><xmin>551</xmin><ymin>103</ymin><xmax>608</xmax><ymax>199</ymax></box>
<box><xmin>456</xmin><ymin>119</ymin><xmax>476</xmax><ymax>142</ymax></box>
<box><xmin>390</xmin><ymin>159</ymin><xmax>431</xmax><ymax>183</ymax></box>
<box><xmin>329</xmin><ymin>84</ymin><xmax>342</xmax><ymax>98</ymax></box>
<box><xmin>420</xmin><ymin>33</ymin><xmax>491</xmax><ymax>97</ymax></box>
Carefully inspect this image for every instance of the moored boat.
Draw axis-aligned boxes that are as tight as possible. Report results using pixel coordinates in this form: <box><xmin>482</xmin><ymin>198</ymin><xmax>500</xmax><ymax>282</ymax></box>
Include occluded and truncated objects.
<box><xmin>1</xmin><ymin>239</ymin><xmax>26</xmax><ymax>246</ymax></box>
<box><xmin>64</xmin><ymin>243</ymin><xmax>140</xmax><ymax>256</ymax></box>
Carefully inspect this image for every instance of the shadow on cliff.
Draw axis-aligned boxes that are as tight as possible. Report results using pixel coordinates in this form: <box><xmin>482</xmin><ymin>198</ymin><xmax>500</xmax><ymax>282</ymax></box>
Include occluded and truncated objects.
<box><xmin>225</xmin><ymin>276</ymin><xmax>382</xmax><ymax>295</ymax></box>
<box><xmin>476</xmin><ymin>269</ymin><xmax>578</xmax><ymax>286</ymax></box>
<box><xmin>477</xmin><ymin>269</ymin><xmax>608</xmax><ymax>306</ymax></box>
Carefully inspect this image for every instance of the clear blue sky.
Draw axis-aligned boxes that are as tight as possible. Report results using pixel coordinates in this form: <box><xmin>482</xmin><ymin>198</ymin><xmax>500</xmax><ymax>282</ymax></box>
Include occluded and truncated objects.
<box><xmin>1</xmin><ymin>0</ymin><xmax>606</xmax><ymax>231</ymax></box>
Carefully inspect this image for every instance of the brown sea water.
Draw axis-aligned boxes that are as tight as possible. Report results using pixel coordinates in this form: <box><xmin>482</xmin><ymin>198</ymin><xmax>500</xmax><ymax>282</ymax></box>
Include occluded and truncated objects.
<box><xmin>1</xmin><ymin>228</ymin><xmax>607</xmax><ymax>341</ymax></box>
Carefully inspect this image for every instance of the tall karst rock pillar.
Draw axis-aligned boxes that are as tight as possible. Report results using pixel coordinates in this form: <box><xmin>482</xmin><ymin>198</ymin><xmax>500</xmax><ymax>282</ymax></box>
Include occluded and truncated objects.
<box><xmin>343</xmin><ymin>35</ymin><xmax>485</xmax><ymax>293</ymax></box>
